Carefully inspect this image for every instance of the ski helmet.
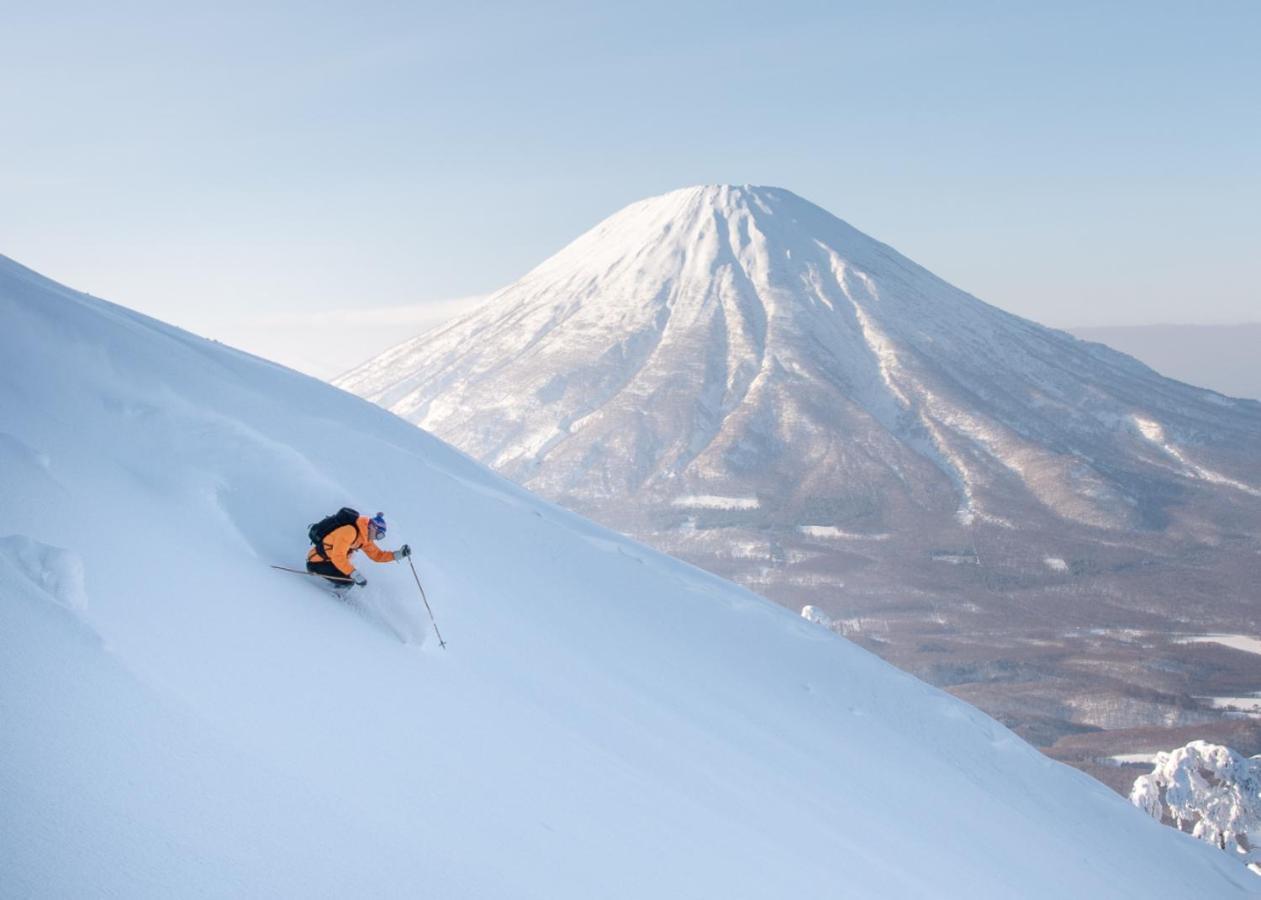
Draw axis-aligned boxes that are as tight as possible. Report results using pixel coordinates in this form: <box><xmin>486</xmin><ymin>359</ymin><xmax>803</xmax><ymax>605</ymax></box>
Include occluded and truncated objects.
<box><xmin>369</xmin><ymin>512</ymin><xmax>387</xmax><ymax>539</ymax></box>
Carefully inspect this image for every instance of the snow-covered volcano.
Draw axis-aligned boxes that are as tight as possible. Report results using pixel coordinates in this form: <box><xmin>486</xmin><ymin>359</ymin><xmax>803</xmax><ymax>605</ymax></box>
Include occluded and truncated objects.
<box><xmin>3</xmin><ymin>256</ymin><xmax>1258</xmax><ymax>895</ymax></box>
<box><xmin>341</xmin><ymin>185</ymin><xmax>1259</xmax><ymax>530</ymax></box>
<box><xmin>339</xmin><ymin>186</ymin><xmax>1261</xmax><ymax>764</ymax></box>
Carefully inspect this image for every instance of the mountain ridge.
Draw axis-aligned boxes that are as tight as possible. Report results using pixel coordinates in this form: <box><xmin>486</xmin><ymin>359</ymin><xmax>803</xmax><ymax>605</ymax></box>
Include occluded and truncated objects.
<box><xmin>1070</xmin><ymin>322</ymin><xmax>1261</xmax><ymax>402</ymax></box>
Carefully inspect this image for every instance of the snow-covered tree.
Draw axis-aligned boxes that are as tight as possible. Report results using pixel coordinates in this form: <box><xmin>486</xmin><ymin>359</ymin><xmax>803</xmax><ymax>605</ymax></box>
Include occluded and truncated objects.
<box><xmin>800</xmin><ymin>605</ymin><xmax>834</xmax><ymax>628</ymax></box>
<box><xmin>1131</xmin><ymin>740</ymin><xmax>1261</xmax><ymax>867</ymax></box>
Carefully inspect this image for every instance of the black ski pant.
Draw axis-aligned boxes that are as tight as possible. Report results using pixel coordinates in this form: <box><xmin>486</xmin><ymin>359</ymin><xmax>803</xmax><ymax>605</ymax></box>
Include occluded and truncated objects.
<box><xmin>306</xmin><ymin>558</ymin><xmax>352</xmax><ymax>586</ymax></box>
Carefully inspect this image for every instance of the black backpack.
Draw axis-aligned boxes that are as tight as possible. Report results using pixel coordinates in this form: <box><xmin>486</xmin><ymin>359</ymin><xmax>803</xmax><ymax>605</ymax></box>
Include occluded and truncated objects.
<box><xmin>308</xmin><ymin>507</ymin><xmax>360</xmax><ymax>559</ymax></box>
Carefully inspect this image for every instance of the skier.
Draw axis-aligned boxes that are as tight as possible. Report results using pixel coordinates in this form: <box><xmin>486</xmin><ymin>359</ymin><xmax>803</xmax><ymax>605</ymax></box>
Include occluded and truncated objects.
<box><xmin>306</xmin><ymin>509</ymin><xmax>410</xmax><ymax>590</ymax></box>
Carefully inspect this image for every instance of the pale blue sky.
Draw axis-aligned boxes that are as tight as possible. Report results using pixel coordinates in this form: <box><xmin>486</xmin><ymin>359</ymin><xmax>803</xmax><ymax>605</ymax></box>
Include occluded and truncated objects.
<box><xmin>2</xmin><ymin>1</ymin><xmax>1257</xmax><ymax>374</ymax></box>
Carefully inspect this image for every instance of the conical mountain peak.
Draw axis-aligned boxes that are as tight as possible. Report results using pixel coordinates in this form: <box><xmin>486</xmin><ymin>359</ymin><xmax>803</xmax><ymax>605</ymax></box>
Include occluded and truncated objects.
<box><xmin>341</xmin><ymin>187</ymin><xmax>1259</xmax><ymax>528</ymax></box>
<box><xmin>523</xmin><ymin>183</ymin><xmax>889</xmax><ymax>301</ymax></box>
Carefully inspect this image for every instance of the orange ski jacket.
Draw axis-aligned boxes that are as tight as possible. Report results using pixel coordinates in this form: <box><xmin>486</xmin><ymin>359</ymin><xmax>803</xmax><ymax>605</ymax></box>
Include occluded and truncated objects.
<box><xmin>307</xmin><ymin>515</ymin><xmax>398</xmax><ymax>575</ymax></box>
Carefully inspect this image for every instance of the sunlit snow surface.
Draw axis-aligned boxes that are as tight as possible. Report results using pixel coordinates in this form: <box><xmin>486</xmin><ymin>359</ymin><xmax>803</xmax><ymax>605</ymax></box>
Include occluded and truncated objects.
<box><xmin>1</xmin><ymin>255</ymin><xmax>1255</xmax><ymax>896</ymax></box>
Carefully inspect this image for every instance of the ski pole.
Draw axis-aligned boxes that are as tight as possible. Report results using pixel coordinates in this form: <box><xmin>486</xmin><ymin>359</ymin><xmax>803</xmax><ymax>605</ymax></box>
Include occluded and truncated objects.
<box><xmin>271</xmin><ymin>564</ymin><xmax>353</xmax><ymax>583</ymax></box>
<box><xmin>407</xmin><ymin>557</ymin><xmax>447</xmax><ymax>649</ymax></box>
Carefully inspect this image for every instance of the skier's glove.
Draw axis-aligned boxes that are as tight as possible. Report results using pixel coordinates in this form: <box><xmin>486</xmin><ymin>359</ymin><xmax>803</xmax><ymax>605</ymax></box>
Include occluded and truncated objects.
<box><xmin>351</xmin><ymin>570</ymin><xmax>367</xmax><ymax>587</ymax></box>
<box><xmin>398</xmin><ymin>544</ymin><xmax>412</xmax><ymax>559</ymax></box>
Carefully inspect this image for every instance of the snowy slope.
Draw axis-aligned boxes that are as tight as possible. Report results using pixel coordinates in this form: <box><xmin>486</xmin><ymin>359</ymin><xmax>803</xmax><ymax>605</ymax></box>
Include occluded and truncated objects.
<box><xmin>336</xmin><ymin>185</ymin><xmax>1261</xmax><ymax>758</ymax></box>
<box><xmin>1</xmin><ymin>253</ymin><xmax>1255</xmax><ymax>897</ymax></box>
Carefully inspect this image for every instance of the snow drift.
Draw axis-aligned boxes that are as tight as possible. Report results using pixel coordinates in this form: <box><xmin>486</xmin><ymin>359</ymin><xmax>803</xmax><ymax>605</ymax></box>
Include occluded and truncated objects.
<box><xmin>1</xmin><ymin>253</ymin><xmax>1255</xmax><ymax>896</ymax></box>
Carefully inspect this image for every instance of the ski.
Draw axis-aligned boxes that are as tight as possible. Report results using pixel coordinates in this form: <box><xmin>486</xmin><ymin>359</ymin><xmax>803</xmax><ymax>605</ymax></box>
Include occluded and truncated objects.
<box><xmin>270</xmin><ymin>564</ymin><xmax>353</xmax><ymax>583</ymax></box>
